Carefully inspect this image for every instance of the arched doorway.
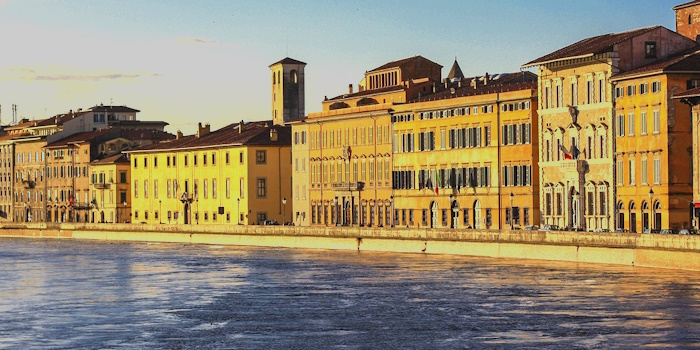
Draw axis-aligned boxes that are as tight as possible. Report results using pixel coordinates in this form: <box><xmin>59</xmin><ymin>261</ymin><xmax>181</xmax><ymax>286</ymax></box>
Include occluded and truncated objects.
<box><xmin>617</xmin><ymin>201</ymin><xmax>624</xmax><ymax>230</ymax></box>
<box><xmin>641</xmin><ymin>201</ymin><xmax>649</xmax><ymax>232</ymax></box>
<box><xmin>451</xmin><ymin>200</ymin><xmax>459</xmax><ymax>229</ymax></box>
<box><xmin>100</xmin><ymin>211</ymin><xmax>105</xmax><ymax>223</ymax></box>
<box><xmin>430</xmin><ymin>201</ymin><xmax>438</xmax><ymax>228</ymax></box>
<box><xmin>629</xmin><ymin>202</ymin><xmax>637</xmax><ymax>233</ymax></box>
<box><xmin>473</xmin><ymin>200</ymin><xmax>481</xmax><ymax>229</ymax></box>
<box><xmin>184</xmin><ymin>202</ymin><xmax>190</xmax><ymax>224</ymax></box>
<box><xmin>654</xmin><ymin>201</ymin><xmax>662</xmax><ymax>231</ymax></box>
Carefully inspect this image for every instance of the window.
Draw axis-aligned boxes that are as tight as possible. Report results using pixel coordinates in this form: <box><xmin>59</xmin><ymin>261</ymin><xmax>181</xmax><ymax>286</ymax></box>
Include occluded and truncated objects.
<box><xmin>640</xmin><ymin>83</ymin><xmax>649</xmax><ymax>95</ymax></box>
<box><xmin>651</xmin><ymin>81</ymin><xmax>661</xmax><ymax>93</ymax></box>
<box><xmin>212</xmin><ymin>153</ymin><xmax>216</xmax><ymax>165</ymax></box>
<box><xmin>212</xmin><ymin>179</ymin><xmax>217</xmax><ymax>198</ymax></box>
<box><xmin>154</xmin><ymin>180</ymin><xmax>159</xmax><ymax>198</ymax></box>
<box><xmin>203</xmin><ymin>179</ymin><xmax>208</xmax><ymax>198</ymax></box>
<box><xmin>144</xmin><ymin>180</ymin><xmax>148</xmax><ymax>198</ymax></box>
<box><xmin>240</xmin><ymin>178</ymin><xmax>245</xmax><ymax>198</ymax></box>
<box><xmin>628</xmin><ymin>113</ymin><xmax>635</xmax><ymax>136</ymax></box>
<box><xmin>617</xmin><ymin>160</ymin><xmax>624</xmax><ymax>185</ymax></box>
<box><xmin>641</xmin><ymin>111</ymin><xmax>648</xmax><ymax>135</ymax></box>
<box><xmin>184</xmin><ymin>155</ymin><xmax>188</xmax><ymax>166</ymax></box>
<box><xmin>627</xmin><ymin>85</ymin><xmax>636</xmax><ymax>97</ymax></box>
<box><xmin>226</xmin><ymin>178</ymin><xmax>230</xmax><ymax>198</ymax></box>
<box><xmin>641</xmin><ymin>158</ymin><xmax>648</xmax><ymax>184</ymax></box>
<box><xmin>256</xmin><ymin>178</ymin><xmax>267</xmax><ymax>197</ymax></box>
<box><xmin>653</xmin><ymin>158</ymin><xmax>661</xmax><ymax>184</ymax></box>
<box><xmin>628</xmin><ymin>159</ymin><xmax>635</xmax><ymax>185</ymax></box>
<box><xmin>134</xmin><ymin>181</ymin><xmax>138</xmax><ymax>198</ymax></box>
<box><xmin>645</xmin><ymin>41</ymin><xmax>657</xmax><ymax>58</ymax></box>
<box><xmin>240</xmin><ymin>152</ymin><xmax>244</xmax><ymax>164</ymax></box>
<box><xmin>154</xmin><ymin>157</ymin><xmax>158</xmax><ymax>168</ymax></box>
<box><xmin>617</xmin><ymin>114</ymin><xmax>625</xmax><ymax>137</ymax></box>
<box><xmin>256</xmin><ymin>150</ymin><xmax>266</xmax><ymax>164</ymax></box>
<box><xmin>653</xmin><ymin>109</ymin><xmax>660</xmax><ymax>133</ymax></box>
<box><xmin>203</xmin><ymin>154</ymin><xmax>207</xmax><ymax>165</ymax></box>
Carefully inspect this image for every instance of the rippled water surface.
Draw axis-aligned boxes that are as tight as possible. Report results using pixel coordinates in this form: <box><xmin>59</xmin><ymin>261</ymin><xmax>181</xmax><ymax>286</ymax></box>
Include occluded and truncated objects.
<box><xmin>1</xmin><ymin>238</ymin><xmax>700</xmax><ymax>349</ymax></box>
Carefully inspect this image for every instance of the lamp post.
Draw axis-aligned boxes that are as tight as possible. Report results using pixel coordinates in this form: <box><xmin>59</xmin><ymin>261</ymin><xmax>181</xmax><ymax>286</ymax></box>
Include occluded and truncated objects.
<box><xmin>390</xmin><ymin>195</ymin><xmax>394</xmax><ymax>227</ymax></box>
<box><xmin>282</xmin><ymin>197</ymin><xmax>286</xmax><ymax>225</ymax></box>
<box><xmin>333</xmin><ymin>197</ymin><xmax>338</xmax><ymax>226</ymax></box>
<box><xmin>572</xmin><ymin>190</ymin><xmax>579</xmax><ymax>230</ymax></box>
<box><xmin>509</xmin><ymin>192</ymin><xmax>514</xmax><ymax>230</ymax></box>
<box><xmin>159</xmin><ymin>200</ymin><xmax>162</xmax><ymax>224</ymax></box>
<box><xmin>237</xmin><ymin>198</ymin><xmax>240</xmax><ymax>225</ymax></box>
<box><xmin>649</xmin><ymin>188</ymin><xmax>654</xmax><ymax>232</ymax></box>
<box><xmin>122</xmin><ymin>201</ymin><xmax>127</xmax><ymax>223</ymax></box>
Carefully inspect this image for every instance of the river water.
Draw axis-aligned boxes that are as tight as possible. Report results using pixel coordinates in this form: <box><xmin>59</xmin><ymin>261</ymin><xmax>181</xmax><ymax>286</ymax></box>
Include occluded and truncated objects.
<box><xmin>1</xmin><ymin>238</ymin><xmax>700</xmax><ymax>349</ymax></box>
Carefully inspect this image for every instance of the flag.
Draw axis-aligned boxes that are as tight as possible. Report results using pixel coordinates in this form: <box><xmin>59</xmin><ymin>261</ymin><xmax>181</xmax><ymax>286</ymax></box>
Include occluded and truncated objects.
<box><xmin>571</xmin><ymin>144</ymin><xmax>580</xmax><ymax>159</ymax></box>
<box><xmin>559</xmin><ymin>144</ymin><xmax>572</xmax><ymax>160</ymax></box>
<box><xmin>457</xmin><ymin>172</ymin><xmax>463</xmax><ymax>192</ymax></box>
<box><xmin>435</xmin><ymin>169</ymin><xmax>441</xmax><ymax>195</ymax></box>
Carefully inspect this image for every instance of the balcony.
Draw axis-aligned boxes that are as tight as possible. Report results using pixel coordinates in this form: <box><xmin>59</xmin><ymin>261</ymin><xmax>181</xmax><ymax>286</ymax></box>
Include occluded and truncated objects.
<box><xmin>22</xmin><ymin>180</ymin><xmax>35</xmax><ymax>189</ymax></box>
<box><xmin>559</xmin><ymin>159</ymin><xmax>586</xmax><ymax>173</ymax></box>
<box><xmin>93</xmin><ymin>182</ymin><xmax>111</xmax><ymax>189</ymax></box>
<box><xmin>331</xmin><ymin>182</ymin><xmax>365</xmax><ymax>192</ymax></box>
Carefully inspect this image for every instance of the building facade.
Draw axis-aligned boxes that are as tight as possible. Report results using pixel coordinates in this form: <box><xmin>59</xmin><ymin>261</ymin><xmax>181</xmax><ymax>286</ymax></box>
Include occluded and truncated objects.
<box><xmin>523</xmin><ymin>26</ymin><xmax>698</xmax><ymax>231</ymax></box>
<box><xmin>89</xmin><ymin>153</ymin><xmax>131</xmax><ymax>223</ymax></box>
<box><xmin>127</xmin><ymin>122</ymin><xmax>292</xmax><ymax>225</ymax></box>
<box><xmin>391</xmin><ymin>72</ymin><xmax>539</xmax><ymax>230</ymax></box>
<box><xmin>612</xmin><ymin>50</ymin><xmax>700</xmax><ymax>232</ymax></box>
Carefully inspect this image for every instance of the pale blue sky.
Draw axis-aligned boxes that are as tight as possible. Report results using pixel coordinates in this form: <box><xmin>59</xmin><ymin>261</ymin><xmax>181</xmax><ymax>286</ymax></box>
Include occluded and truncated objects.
<box><xmin>0</xmin><ymin>0</ymin><xmax>681</xmax><ymax>133</ymax></box>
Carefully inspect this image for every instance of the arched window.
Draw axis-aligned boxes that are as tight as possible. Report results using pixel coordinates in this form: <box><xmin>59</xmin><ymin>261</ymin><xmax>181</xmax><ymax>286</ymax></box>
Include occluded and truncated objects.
<box><xmin>290</xmin><ymin>70</ymin><xmax>298</xmax><ymax>84</ymax></box>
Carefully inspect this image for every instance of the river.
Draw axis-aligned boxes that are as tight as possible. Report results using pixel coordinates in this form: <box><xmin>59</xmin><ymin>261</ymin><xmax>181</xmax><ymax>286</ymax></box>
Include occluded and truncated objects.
<box><xmin>0</xmin><ymin>238</ymin><xmax>699</xmax><ymax>349</ymax></box>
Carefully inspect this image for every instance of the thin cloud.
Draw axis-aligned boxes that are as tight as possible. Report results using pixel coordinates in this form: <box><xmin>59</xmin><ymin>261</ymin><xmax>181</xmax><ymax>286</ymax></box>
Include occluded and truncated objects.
<box><xmin>0</xmin><ymin>66</ymin><xmax>161</xmax><ymax>81</ymax></box>
<box><xmin>174</xmin><ymin>37</ymin><xmax>218</xmax><ymax>45</ymax></box>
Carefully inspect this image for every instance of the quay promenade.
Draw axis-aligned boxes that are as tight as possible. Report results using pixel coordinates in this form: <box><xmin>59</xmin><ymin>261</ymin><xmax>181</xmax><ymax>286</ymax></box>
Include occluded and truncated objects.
<box><xmin>2</xmin><ymin>223</ymin><xmax>700</xmax><ymax>271</ymax></box>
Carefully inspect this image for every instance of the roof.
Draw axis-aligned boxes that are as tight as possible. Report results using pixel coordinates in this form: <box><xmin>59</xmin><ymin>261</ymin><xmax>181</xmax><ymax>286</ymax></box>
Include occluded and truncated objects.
<box><xmin>673</xmin><ymin>0</ymin><xmax>700</xmax><ymax>10</ymax></box>
<box><xmin>45</xmin><ymin>129</ymin><xmax>114</xmax><ymax>148</ymax></box>
<box><xmin>408</xmin><ymin>72</ymin><xmax>537</xmax><ymax>103</ymax></box>
<box><xmin>120</xmin><ymin>128</ymin><xmax>174</xmax><ymax>142</ymax></box>
<box><xmin>674</xmin><ymin>86</ymin><xmax>700</xmax><ymax>99</ymax></box>
<box><xmin>89</xmin><ymin>105</ymin><xmax>140</xmax><ymax>113</ymax></box>
<box><xmin>327</xmin><ymin>84</ymin><xmax>406</xmax><ymax>101</ymax></box>
<box><xmin>523</xmin><ymin>26</ymin><xmax>660</xmax><ymax>67</ymax></box>
<box><xmin>269</xmin><ymin>57</ymin><xmax>306</xmax><ymax>67</ymax></box>
<box><xmin>447</xmin><ymin>59</ymin><xmax>465</xmax><ymax>80</ymax></box>
<box><xmin>368</xmin><ymin>55</ymin><xmax>442</xmax><ymax>72</ymax></box>
<box><xmin>91</xmin><ymin>153</ymin><xmax>129</xmax><ymax>165</ymax></box>
<box><xmin>127</xmin><ymin>121</ymin><xmax>291</xmax><ymax>153</ymax></box>
<box><xmin>612</xmin><ymin>49</ymin><xmax>700</xmax><ymax>79</ymax></box>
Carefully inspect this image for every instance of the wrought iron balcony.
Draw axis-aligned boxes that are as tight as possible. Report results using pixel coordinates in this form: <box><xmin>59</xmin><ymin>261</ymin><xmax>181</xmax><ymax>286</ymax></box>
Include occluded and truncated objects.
<box><xmin>331</xmin><ymin>182</ymin><xmax>365</xmax><ymax>191</ymax></box>
<box><xmin>93</xmin><ymin>182</ymin><xmax>110</xmax><ymax>189</ymax></box>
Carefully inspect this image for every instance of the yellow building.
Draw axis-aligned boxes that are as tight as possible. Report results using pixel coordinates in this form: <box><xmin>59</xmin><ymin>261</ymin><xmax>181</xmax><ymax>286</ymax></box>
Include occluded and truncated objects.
<box><xmin>523</xmin><ymin>25</ymin><xmax>697</xmax><ymax>231</ymax></box>
<box><xmin>89</xmin><ymin>153</ymin><xmax>131</xmax><ymax>223</ymax></box>
<box><xmin>612</xmin><ymin>50</ymin><xmax>700</xmax><ymax>232</ymax></box>
<box><xmin>127</xmin><ymin>121</ymin><xmax>292</xmax><ymax>225</ymax></box>
<box><xmin>293</xmin><ymin>56</ymin><xmax>442</xmax><ymax>227</ymax></box>
<box><xmin>391</xmin><ymin>71</ymin><xmax>540</xmax><ymax>230</ymax></box>
<box><xmin>675</xmin><ymin>86</ymin><xmax>700</xmax><ymax>228</ymax></box>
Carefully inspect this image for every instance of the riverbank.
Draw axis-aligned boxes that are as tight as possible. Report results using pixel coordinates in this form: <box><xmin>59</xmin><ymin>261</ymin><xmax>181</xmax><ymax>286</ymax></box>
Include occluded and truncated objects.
<box><xmin>2</xmin><ymin>223</ymin><xmax>700</xmax><ymax>271</ymax></box>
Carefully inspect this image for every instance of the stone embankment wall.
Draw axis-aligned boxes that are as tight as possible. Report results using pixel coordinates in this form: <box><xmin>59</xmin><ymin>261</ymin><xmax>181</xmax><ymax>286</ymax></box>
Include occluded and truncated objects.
<box><xmin>2</xmin><ymin>223</ymin><xmax>700</xmax><ymax>271</ymax></box>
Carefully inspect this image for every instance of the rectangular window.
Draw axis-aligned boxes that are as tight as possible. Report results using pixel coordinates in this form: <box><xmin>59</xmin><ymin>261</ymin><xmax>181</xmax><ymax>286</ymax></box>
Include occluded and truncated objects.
<box><xmin>212</xmin><ymin>179</ymin><xmax>217</xmax><ymax>199</ymax></box>
<box><xmin>144</xmin><ymin>180</ymin><xmax>148</xmax><ymax>198</ymax></box>
<box><xmin>653</xmin><ymin>158</ymin><xmax>661</xmax><ymax>184</ymax></box>
<box><xmin>617</xmin><ymin>114</ymin><xmax>625</xmax><ymax>137</ymax></box>
<box><xmin>651</xmin><ymin>81</ymin><xmax>661</xmax><ymax>93</ymax></box>
<box><xmin>154</xmin><ymin>180</ymin><xmax>159</xmax><ymax>198</ymax></box>
<box><xmin>240</xmin><ymin>178</ymin><xmax>245</xmax><ymax>198</ymax></box>
<box><xmin>617</xmin><ymin>160</ymin><xmax>624</xmax><ymax>186</ymax></box>
<box><xmin>645</xmin><ymin>41</ymin><xmax>657</xmax><ymax>58</ymax></box>
<box><xmin>641</xmin><ymin>158</ymin><xmax>648</xmax><ymax>184</ymax></box>
<box><xmin>256</xmin><ymin>150</ymin><xmax>266</xmax><ymax>164</ymax></box>
<box><xmin>226</xmin><ymin>178</ymin><xmax>231</xmax><ymax>198</ymax></box>
<box><xmin>628</xmin><ymin>113</ymin><xmax>634</xmax><ymax>136</ymax></box>
<box><xmin>653</xmin><ymin>109</ymin><xmax>660</xmax><ymax>133</ymax></box>
<box><xmin>256</xmin><ymin>178</ymin><xmax>267</xmax><ymax>198</ymax></box>
<box><xmin>628</xmin><ymin>159</ymin><xmax>635</xmax><ymax>185</ymax></box>
<box><xmin>641</xmin><ymin>111</ymin><xmax>648</xmax><ymax>135</ymax></box>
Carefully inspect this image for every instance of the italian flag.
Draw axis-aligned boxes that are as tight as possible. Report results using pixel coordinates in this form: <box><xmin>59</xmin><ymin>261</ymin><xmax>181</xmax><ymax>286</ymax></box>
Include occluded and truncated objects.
<box><xmin>435</xmin><ymin>170</ymin><xmax>440</xmax><ymax>195</ymax></box>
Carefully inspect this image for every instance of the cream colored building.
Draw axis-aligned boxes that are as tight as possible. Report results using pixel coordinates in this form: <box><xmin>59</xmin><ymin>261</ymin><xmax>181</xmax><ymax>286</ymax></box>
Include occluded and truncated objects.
<box><xmin>523</xmin><ymin>25</ymin><xmax>697</xmax><ymax>231</ymax></box>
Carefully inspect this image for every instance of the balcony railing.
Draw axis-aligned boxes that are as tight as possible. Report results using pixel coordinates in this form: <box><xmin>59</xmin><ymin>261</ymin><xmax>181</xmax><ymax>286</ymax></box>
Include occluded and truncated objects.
<box><xmin>93</xmin><ymin>182</ymin><xmax>110</xmax><ymax>189</ymax></box>
<box><xmin>331</xmin><ymin>182</ymin><xmax>365</xmax><ymax>191</ymax></box>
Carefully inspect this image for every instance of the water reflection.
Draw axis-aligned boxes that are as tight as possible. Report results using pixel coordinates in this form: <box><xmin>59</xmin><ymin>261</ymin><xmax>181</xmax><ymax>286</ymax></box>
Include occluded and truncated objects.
<box><xmin>0</xmin><ymin>238</ymin><xmax>700</xmax><ymax>348</ymax></box>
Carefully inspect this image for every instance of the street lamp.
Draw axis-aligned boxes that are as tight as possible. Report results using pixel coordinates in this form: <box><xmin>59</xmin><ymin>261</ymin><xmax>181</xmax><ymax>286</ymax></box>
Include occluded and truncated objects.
<box><xmin>122</xmin><ymin>201</ymin><xmax>127</xmax><ymax>223</ymax></box>
<box><xmin>333</xmin><ymin>197</ymin><xmax>338</xmax><ymax>226</ymax></box>
<box><xmin>282</xmin><ymin>197</ymin><xmax>287</xmax><ymax>225</ymax></box>
<box><xmin>237</xmin><ymin>198</ymin><xmax>240</xmax><ymax>225</ymax></box>
<box><xmin>390</xmin><ymin>195</ymin><xmax>394</xmax><ymax>227</ymax></box>
<box><xmin>572</xmin><ymin>190</ymin><xmax>579</xmax><ymax>230</ymax></box>
<box><xmin>509</xmin><ymin>192</ymin><xmax>514</xmax><ymax>230</ymax></box>
<box><xmin>649</xmin><ymin>188</ymin><xmax>654</xmax><ymax>232</ymax></box>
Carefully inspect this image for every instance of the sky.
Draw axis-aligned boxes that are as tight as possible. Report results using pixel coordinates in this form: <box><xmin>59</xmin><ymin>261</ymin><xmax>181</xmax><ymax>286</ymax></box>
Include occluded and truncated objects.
<box><xmin>0</xmin><ymin>0</ymin><xmax>683</xmax><ymax>133</ymax></box>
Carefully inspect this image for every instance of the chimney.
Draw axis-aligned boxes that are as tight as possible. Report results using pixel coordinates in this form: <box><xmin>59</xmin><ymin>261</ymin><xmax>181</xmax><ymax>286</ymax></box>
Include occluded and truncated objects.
<box><xmin>483</xmin><ymin>72</ymin><xmax>489</xmax><ymax>85</ymax></box>
<box><xmin>270</xmin><ymin>128</ymin><xmax>278</xmax><ymax>142</ymax></box>
<box><xmin>444</xmin><ymin>81</ymin><xmax>449</xmax><ymax>89</ymax></box>
<box><xmin>196</xmin><ymin>123</ymin><xmax>210</xmax><ymax>138</ymax></box>
<box><xmin>458</xmin><ymin>80</ymin><xmax>462</xmax><ymax>88</ymax></box>
<box><xmin>348</xmin><ymin>84</ymin><xmax>353</xmax><ymax>94</ymax></box>
<box><xmin>176</xmin><ymin>130</ymin><xmax>183</xmax><ymax>140</ymax></box>
<box><xmin>239</xmin><ymin>120</ymin><xmax>244</xmax><ymax>134</ymax></box>
<box><xmin>471</xmin><ymin>78</ymin><xmax>478</xmax><ymax>89</ymax></box>
<box><xmin>432</xmin><ymin>83</ymin><xmax>436</xmax><ymax>93</ymax></box>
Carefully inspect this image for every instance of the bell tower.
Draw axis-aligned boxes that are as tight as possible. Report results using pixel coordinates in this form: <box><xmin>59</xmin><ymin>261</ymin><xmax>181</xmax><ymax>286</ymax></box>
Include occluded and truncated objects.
<box><xmin>269</xmin><ymin>57</ymin><xmax>306</xmax><ymax>125</ymax></box>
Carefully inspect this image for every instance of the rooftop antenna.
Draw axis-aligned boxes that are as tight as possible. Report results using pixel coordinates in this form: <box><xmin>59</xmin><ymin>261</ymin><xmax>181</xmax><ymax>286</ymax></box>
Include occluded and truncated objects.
<box><xmin>12</xmin><ymin>104</ymin><xmax>17</xmax><ymax>125</ymax></box>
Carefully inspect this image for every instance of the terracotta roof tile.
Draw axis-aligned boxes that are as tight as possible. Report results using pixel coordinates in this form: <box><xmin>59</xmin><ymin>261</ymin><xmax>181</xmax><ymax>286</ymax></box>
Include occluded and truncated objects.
<box><xmin>674</xmin><ymin>86</ymin><xmax>700</xmax><ymax>98</ymax></box>
<box><xmin>673</xmin><ymin>0</ymin><xmax>700</xmax><ymax>10</ymax></box>
<box><xmin>523</xmin><ymin>26</ymin><xmax>660</xmax><ymax>67</ymax></box>
<box><xmin>409</xmin><ymin>72</ymin><xmax>537</xmax><ymax>103</ymax></box>
<box><xmin>328</xmin><ymin>85</ymin><xmax>406</xmax><ymax>101</ymax></box>
<box><xmin>612</xmin><ymin>49</ymin><xmax>700</xmax><ymax>79</ymax></box>
<box><xmin>128</xmin><ymin>121</ymin><xmax>290</xmax><ymax>153</ymax></box>
<box><xmin>89</xmin><ymin>105</ymin><xmax>140</xmax><ymax>113</ymax></box>
<box><xmin>91</xmin><ymin>153</ymin><xmax>129</xmax><ymax>165</ymax></box>
<box><xmin>368</xmin><ymin>55</ymin><xmax>441</xmax><ymax>72</ymax></box>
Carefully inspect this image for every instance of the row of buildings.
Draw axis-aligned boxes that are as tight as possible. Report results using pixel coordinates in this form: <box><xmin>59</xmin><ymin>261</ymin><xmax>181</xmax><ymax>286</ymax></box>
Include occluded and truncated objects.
<box><xmin>5</xmin><ymin>1</ymin><xmax>700</xmax><ymax>232</ymax></box>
